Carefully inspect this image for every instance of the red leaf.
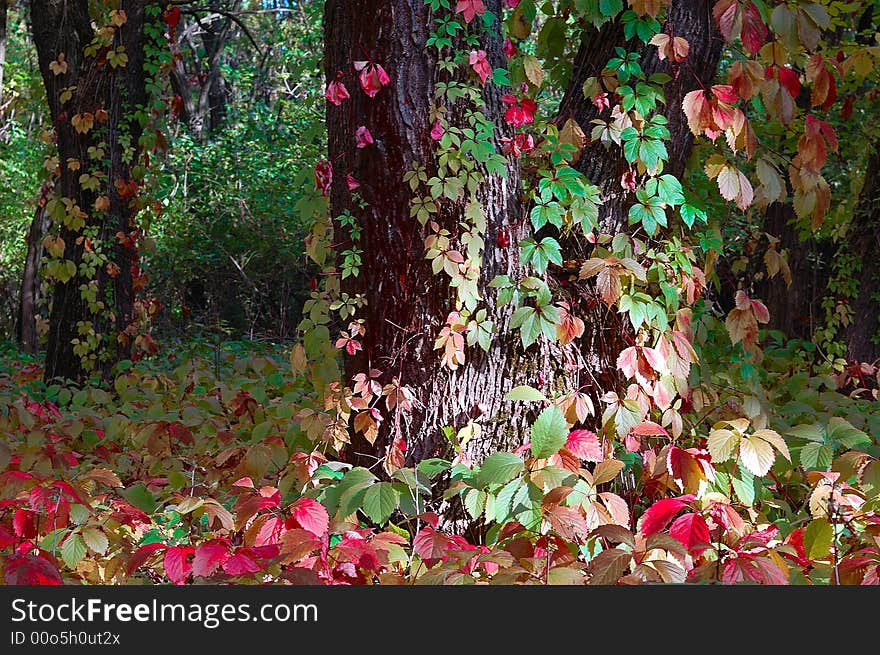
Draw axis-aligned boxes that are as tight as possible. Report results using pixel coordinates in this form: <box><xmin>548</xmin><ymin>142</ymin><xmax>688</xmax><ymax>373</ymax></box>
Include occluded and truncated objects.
<box><xmin>192</xmin><ymin>541</ymin><xmax>230</xmax><ymax>578</ymax></box>
<box><xmin>469</xmin><ymin>50</ymin><xmax>491</xmax><ymax>85</ymax></box>
<box><xmin>13</xmin><ymin>509</ymin><xmax>37</xmax><ymax>539</ymax></box>
<box><xmin>668</xmin><ymin>512</ymin><xmax>712</xmax><ymax>554</ymax></box>
<box><xmin>777</xmin><ymin>67</ymin><xmax>801</xmax><ymax>99</ymax></box>
<box><xmin>666</xmin><ymin>446</ymin><xmax>707</xmax><ymax>492</ymax></box>
<box><xmin>639</xmin><ymin>496</ymin><xmax>693</xmax><ymax>536</ymax></box>
<box><xmin>126</xmin><ymin>542</ymin><xmax>166</xmax><ymax>575</ymax></box>
<box><xmin>741</xmin><ymin>2</ymin><xmax>767</xmax><ymax>56</ymax></box>
<box><xmin>566</xmin><ymin>430</ymin><xmax>603</xmax><ymax>462</ymax></box>
<box><xmin>222</xmin><ymin>551</ymin><xmax>263</xmax><ymax>576</ymax></box>
<box><xmin>290</xmin><ymin>498</ymin><xmax>329</xmax><ymax>537</ymax></box>
<box><xmin>412</xmin><ymin>526</ymin><xmax>451</xmax><ymax>561</ymax></box>
<box><xmin>456</xmin><ymin>0</ymin><xmax>485</xmax><ymax>23</ymax></box>
<box><xmin>314</xmin><ymin>160</ymin><xmax>333</xmax><ymax>196</ymax></box>
<box><xmin>163</xmin><ymin>7</ymin><xmax>181</xmax><ymax>30</ymax></box>
<box><xmin>4</xmin><ymin>553</ymin><xmax>62</xmax><ymax>585</ymax></box>
<box><xmin>163</xmin><ymin>546</ymin><xmax>195</xmax><ymax>585</ymax></box>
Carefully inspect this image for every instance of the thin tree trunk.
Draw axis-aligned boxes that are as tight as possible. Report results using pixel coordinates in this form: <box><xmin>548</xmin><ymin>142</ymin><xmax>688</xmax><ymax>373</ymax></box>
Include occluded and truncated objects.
<box><xmin>17</xmin><ymin>191</ymin><xmax>52</xmax><ymax>352</ymax></box>
<box><xmin>31</xmin><ymin>0</ymin><xmax>149</xmax><ymax>382</ymax></box>
<box><xmin>845</xmin><ymin>143</ymin><xmax>880</xmax><ymax>363</ymax></box>
<box><xmin>0</xmin><ymin>0</ymin><xmax>8</xmax><ymax>105</ymax></box>
<box><xmin>555</xmin><ymin>1</ymin><xmax>723</xmax><ymax>399</ymax></box>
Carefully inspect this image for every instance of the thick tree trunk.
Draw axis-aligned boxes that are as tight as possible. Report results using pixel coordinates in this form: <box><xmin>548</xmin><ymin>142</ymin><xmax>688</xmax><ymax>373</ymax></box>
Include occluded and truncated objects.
<box><xmin>325</xmin><ymin>2</ymin><xmax>724</xmax><ymax>468</ymax></box>
<box><xmin>845</xmin><ymin>143</ymin><xmax>880</xmax><ymax>363</ymax></box>
<box><xmin>17</xmin><ymin>193</ymin><xmax>52</xmax><ymax>352</ymax></box>
<box><xmin>753</xmin><ymin>203</ymin><xmax>828</xmax><ymax>341</ymax></box>
<box><xmin>32</xmin><ymin>0</ymin><xmax>149</xmax><ymax>382</ymax></box>
<box><xmin>325</xmin><ymin>0</ymin><xmax>560</xmax><ymax>468</ymax></box>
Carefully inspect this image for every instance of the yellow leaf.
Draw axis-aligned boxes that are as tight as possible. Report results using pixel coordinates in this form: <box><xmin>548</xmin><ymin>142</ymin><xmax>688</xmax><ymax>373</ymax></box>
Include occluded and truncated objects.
<box><xmin>49</xmin><ymin>54</ymin><xmax>69</xmax><ymax>76</ymax></box>
<box><xmin>707</xmin><ymin>428</ymin><xmax>739</xmax><ymax>463</ymax></box>
<box><xmin>739</xmin><ymin>434</ymin><xmax>775</xmax><ymax>476</ymax></box>
<box><xmin>559</xmin><ymin>118</ymin><xmax>586</xmax><ymax>163</ymax></box>
<box><xmin>522</xmin><ymin>55</ymin><xmax>545</xmax><ymax>87</ymax></box>
<box><xmin>71</xmin><ymin>113</ymin><xmax>94</xmax><ymax>134</ymax></box>
<box><xmin>82</xmin><ymin>527</ymin><xmax>109</xmax><ymax>555</ymax></box>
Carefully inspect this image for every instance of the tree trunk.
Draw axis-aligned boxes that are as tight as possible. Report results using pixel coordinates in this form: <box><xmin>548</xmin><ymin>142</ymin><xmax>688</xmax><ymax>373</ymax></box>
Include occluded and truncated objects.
<box><xmin>752</xmin><ymin>203</ymin><xmax>828</xmax><ymax>341</ymax></box>
<box><xmin>0</xmin><ymin>0</ymin><xmax>7</xmax><ymax>106</ymax></box>
<box><xmin>554</xmin><ymin>1</ymin><xmax>723</xmax><ymax>398</ymax></box>
<box><xmin>560</xmin><ymin>1</ymin><xmax>722</xmax><ymax>232</ymax></box>
<box><xmin>326</xmin><ymin>0</ymin><xmax>563</xmax><ymax>468</ymax></box>
<box><xmin>325</xmin><ymin>1</ymin><xmax>724</xmax><ymax>469</ymax></box>
<box><xmin>845</xmin><ymin>143</ymin><xmax>880</xmax><ymax>363</ymax></box>
<box><xmin>17</xmin><ymin>190</ymin><xmax>52</xmax><ymax>352</ymax></box>
<box><xmin>32</xmin><ymin>0</ymin><xmax>149</xmax><ymax>382</ymax></box>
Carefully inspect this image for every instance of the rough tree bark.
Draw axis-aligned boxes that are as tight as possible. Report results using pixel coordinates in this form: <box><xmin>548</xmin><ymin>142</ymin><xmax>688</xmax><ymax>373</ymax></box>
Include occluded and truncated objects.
<box><xmin>31</xmin><ymin>0</ymin><xmax>149</xmax><ymax>382</ymax></box>
<box><xmin>324</xmin><ymin>1</ymin><xmax>722</xmax><ymax>468</ymax></box>
<box><xmin>326</xmin><ymin>0</ymin><xmax>562</xmax><ymax>468</ymax></box>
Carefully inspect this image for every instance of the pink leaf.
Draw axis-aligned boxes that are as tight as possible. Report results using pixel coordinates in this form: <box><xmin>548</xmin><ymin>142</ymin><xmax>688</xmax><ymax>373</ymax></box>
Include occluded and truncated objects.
<box><xmin>632</xmin><ymin>421</ymin><xmax>669</xmax><ymax>437</ymax></box>
<box><xmin>222</xmin><ymin>551</ymin><xmax>263</xmax><ymax>576</ymax></box>
<box><xmin>325</xmin><ymin>79</ymin><xmax>350</xmax><ymax>106</ymax></box>
<box><xmin>456</xmin><ymin>0</ymin><xmax>485</xmax><ymax>23</ymax></box>
<box><xmin>355</xmin><ymin>126</ymin><xmax>374</xmax><ymax>148</ymax></box>
<box><xmin>290</xmin><ymin>498</ymin><xmax>329</xmax><ymax>537</ymax></box>
<box><xmin>412</xmin><ymin>526</ymin><xmax>451</xmax><ymax>561</ymax></box>
<box><xmin>192</xmin><ymin>541</ymin><xmax>230</xmax><ymax>578</ymax></box>
<box><xmin>163</xmin><ymin>546</ymin><xmax>195</xmax><ymax>585</ymax></box>
<box><xmin>566</xmin><ymin>429</ymin><xmax>603</xmax><ymax>462</ymax></box>
<box><xmin>468</xmin><ymin>50</ymin><xmax>492</xmax><ymax>85</ymax></box>
<box><xmin>355</xmin><ymin>62</ymin><xmax>390</xmax><ymax>98</ymax></box>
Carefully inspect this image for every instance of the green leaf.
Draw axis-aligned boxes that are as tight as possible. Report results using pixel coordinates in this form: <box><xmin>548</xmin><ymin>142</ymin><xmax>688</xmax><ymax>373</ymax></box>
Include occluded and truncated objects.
<box><xmin>506</xmin><ymin>385</ymin><xmax>547</xmax><ymax>402</ymax></box>
<box><xmin>530</xmin><ymin>405</ymin><xmax>568</xmax><ymax>459</ymax></box>
<box><xmin>786</xmin><ymin>424</ymin><xmax>826</xmax><ymax>443</ymax></box>
<box><xmin>463</xmin><ymin>488</ymin><xmax>487</xmax><ymax>520</ymax></box>
<box><xmin>417</xmin><ymin>458</ymin><xmax>452</xmax><ymax>479</ymax></box>
<box><xmin>61</xmin><ymin>533</ymin><xmax>87</xmax><ymax>569</ymax></box>
<box><xmin>827</xmin><ymin>418</ymin><xmax>871</xmax><ymax>448</ymax></box>
<box><xmin>803</xmin><ymin>518</ymin><xmax>833</xmax><ymax>560</ymax></box>
<box><xmin>477</xmin><ymin>452</ymin><xmax>525</xmax><ymax>488</ymax></box>
<box><xmin>121</xmin><ymin>483</ymin><xmax>159</xmax><ymax>514</ymax></box>
<box><xmin>799</xmin><ymin>441</ymin><xmax>833</xmax><ymax>469</ymax></box>
<box><xmin>732</xmin><ymin>468</ymin><xmax>756</xmax><ymax>506</ymax></box>
<box><xmin>362</xmin><ymin>482</ymin><xmax>399</xmax><ymax>525</ymax></box>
